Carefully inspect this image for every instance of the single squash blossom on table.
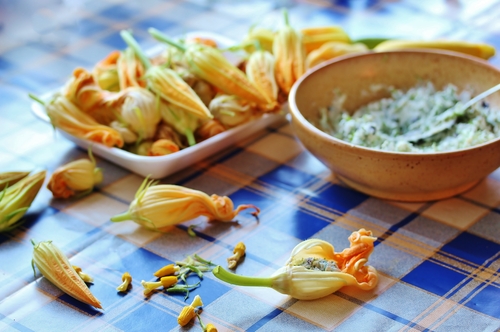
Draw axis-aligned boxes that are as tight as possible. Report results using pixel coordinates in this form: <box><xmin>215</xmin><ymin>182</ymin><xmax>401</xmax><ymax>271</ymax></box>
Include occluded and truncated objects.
<box><xmin>31</xmin><ymin>240</ymin><xmax>102</xmax><ymax>309</ymax></box>
<box><xmin>0</xmin><ymin>171</ymin><xmax>46</xmax><ymax>232</ymax></box>
<box><xmin>111</xmin><ymin>178</ymin><xmax>259</xmax><ymax>231</ymax></box>
<box><xmin>47</xmin><ymin>149</ymin><xmax>103</xmax><ymax>199</ymax></box>
<box><xmin>213</xmin><ymin>229</ymin><xmax>378</xmax><ymax>300</ymax></box>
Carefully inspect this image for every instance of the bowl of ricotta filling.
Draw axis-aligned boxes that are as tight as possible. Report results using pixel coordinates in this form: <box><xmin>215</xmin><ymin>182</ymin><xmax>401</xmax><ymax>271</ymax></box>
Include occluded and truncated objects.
<box><xmin>288</xmin><ymin>49</ymin><xmax>500</xmax><ymax>201</ymax></box>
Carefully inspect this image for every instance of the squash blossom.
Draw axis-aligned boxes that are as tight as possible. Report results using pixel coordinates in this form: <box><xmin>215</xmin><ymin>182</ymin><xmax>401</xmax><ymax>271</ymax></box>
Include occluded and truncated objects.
<box><xmin>159</xmin><ymin>101</ymin><xmax>201</xmax><ymax>147</ymax></box>
<box><xmin>213</xmin><ymin>229</ymin><xmax>378</xmax><ymax>300</ymax></box>
<box><xmin>209</xmin><ymin>94</ymin><xmax>256</xmax><ymax>129</ymax></box>
<box><xmin>195</xmin><ymin>119</ymin><xmax>225</xmax><ymax>142</ymax></box>
<box><xmin>92</xmin><ymin>50</ymin><xmax>121</xmax><ymax>92</ymax></box>
<box><xmin>36</xmin><ymin>94</ymin><xmax>124</xmax><ymax>148</ymax></box>
<box><xmin>31</xmin><ymin>240</ymin><xmax>102</xmax><ymax>309</ymax></box>
<box><xmin>0</xmin><ymin>171</ymin><xmax>46</xmax><ymax>232</ymax></box>
<box><xmin>110</xmin><ymin>178</ymin><xmax>260</xmax><ymax>231</ymax></box>
<box><xmin>63</xmin><ymin>67</ymin><xmax>119</xmax><ymax>125</ymax></box>
<box><xmin>148</xmin><ymin>138</ymin><xmax>180</xmax><ymax>156</ymax></box>
<box><xmin>114</xmin><ymin>87</ymin><xmax>161</xmax><ymax>141</ymax></box>
<box><xmin>47</xmin><ymin>149</ymin><xmax>103</xmax><ymax>199</ymax></box>
<box><xmin>0</xmin><ymin>171</ymin><xmax>30</xmax><ymax>188</ymax></box>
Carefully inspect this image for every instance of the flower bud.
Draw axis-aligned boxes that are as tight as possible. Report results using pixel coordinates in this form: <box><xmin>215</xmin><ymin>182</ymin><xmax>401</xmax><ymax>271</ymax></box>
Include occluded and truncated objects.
<box><xmin>209</xmin><ymin>95</ymin><xmax>256</xmax><ymax>128</ymax></box>
<box><xmin>32</xmin><ymin>240</ymin><xmax>101</xmax><ymax>309</ymax></box>
<box><xmin>47</xmin><ymin>151</ymin><xmax>102</xmax><ymax>199</ymax></box>
<box><xmin>0</xmin><ymin>171</ymin><xmax>46</xmax><ymax>232</ymax></box>
<box><xmin>148</xmin><ymin>139</ymin><xmax>180</xmax><ymax>156</ymax></box>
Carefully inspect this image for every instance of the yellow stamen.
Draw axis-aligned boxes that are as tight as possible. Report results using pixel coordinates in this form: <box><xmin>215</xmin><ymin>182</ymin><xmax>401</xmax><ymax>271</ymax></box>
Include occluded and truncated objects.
<box><xmin>72</xmin><ymin>265</ymin><xmax>94</xmax><ymax>283</ymax></box>
<box><xmin>141</xmin><ymin>276</ymin><xmax>178</xmax><ymax>295</ymax></box>
<box><xmin>177</xmin><ymin>295</ymin><xmax>203</xmax><ymax>326</ymax></box>
<box><xmin>117</xmin><ymin>272</ymin><xmax>132</xmax><ymax>292</ymax></box>
<box><xmin>153</xmin><ymin>264</ymin><xmax>180</xmax><ymax>278</ymax></box>
<box><xmin>227</xmin><ymin>242</ymin><xmax>246</xmax><ymax>269</ymax></box>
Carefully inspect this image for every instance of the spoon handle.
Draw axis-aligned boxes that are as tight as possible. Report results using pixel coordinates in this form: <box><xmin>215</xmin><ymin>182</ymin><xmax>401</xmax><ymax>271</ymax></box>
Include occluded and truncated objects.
<box><xmin>462</xmin><ymin>82</ymin><xmax>500</xmax><ymax>109</ymax></box>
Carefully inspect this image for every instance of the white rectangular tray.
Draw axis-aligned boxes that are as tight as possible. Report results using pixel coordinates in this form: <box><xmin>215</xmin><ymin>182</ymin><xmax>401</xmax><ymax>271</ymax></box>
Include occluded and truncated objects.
<box><xmin>31</xmin><ymin>31</ymin><xmax>285</xmax><ymax>179</ymax></box>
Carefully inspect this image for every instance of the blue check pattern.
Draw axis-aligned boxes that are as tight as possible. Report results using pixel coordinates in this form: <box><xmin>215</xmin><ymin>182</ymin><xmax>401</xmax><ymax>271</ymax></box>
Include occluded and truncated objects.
<box><xmin>1</xmin><ymin>0</ymin><xmax>500</xmax><ymax>331</ymax></box>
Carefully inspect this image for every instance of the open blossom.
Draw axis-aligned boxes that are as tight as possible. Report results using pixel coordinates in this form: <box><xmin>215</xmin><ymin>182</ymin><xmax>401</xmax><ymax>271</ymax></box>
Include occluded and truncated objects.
<box><xmin>110</xmin><ymin>178</ymin><xmax>259</xmax><ymax>231</ymax></box>
<box><xmin>213</xmin><ymin>229</ymin><xmax>378</xmax><ymax>300</ymax></box>
<box><xmin>92</xmin><ymin>50</ymin><xmax>121</xmax><ymax>91</ymax></box>
<box><xmin>47</xmin><ymin>151</ymin><xmax>103</xmax><ymax>199</ymax></box>
<box><xmin>117</xmin><ymin>47</ymin><xmax>147</xmax><ymax>90</ymax></box>
<box><xmin>64</xmin><ymin>67</ymin><xmax>119</xmax><ymax>125</ymax></box>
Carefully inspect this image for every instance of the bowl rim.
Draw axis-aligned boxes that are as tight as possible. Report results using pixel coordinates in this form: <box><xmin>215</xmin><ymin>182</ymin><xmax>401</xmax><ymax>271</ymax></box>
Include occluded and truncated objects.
<box><xmin>288</xmin><ymin>49</ymin><xmax>500</xmax><ymax>157</ymax></box>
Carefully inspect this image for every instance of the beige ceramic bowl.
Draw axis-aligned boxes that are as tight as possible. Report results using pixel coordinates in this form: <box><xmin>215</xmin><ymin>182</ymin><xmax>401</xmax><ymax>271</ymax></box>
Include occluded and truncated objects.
<box><xmin>288</xmin><ymin>50</ymin><xmax>500</xmax><ymax>202</ymax></box>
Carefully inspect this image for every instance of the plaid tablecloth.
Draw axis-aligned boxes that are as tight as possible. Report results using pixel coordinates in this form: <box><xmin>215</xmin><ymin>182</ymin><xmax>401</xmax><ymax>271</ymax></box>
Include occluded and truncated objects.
<box><xmin>1</xmin><ymin>0</ymin><xmax>500</xmax><ymax>331</ymax></box>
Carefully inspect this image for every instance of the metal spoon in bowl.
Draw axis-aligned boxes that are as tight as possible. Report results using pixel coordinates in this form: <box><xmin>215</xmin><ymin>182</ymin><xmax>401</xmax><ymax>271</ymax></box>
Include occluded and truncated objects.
<box><xmin>401</xmin><ymin>82</ymin><xmax>500</xmax><ymax>142</ymax></box>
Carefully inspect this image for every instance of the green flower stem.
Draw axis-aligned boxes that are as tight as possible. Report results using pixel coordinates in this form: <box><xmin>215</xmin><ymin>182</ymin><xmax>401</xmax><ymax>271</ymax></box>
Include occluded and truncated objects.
<box><xmin>120</xmin><ymin>30</ymin><xmax>152</xmax><ymax>70</ymax></box>
<box><xmin>185</xmin><ymin>129</ymin><xmax>196</xmax><ymax>147</ymax></box>
<box><xmin>148</xmin><ymin>28</ymin><xmax>186</xmax><ymax>52</ymax></box>
<box><xmin>283</xmin><ymin>8</ymin><xmax>289</xmax><ymax>26</ymax></box>
<box><xmin>212</xmin><ymin>266</ymin><xmax>273</xmax><ymax>288</ymax></box>
<box><xmin>193</xmin><ymin>254</ymin><xmax>215</xmax><ymax>266</ymax></box>
<box><xmin>110</xmin><ymin>212</ymin><xmax>131</xmax><ymax>222</ymax></box>
<box><xmin>185</xmin><ymin>264</ymin><xmax>204</xmax><ymax>279</ymax></box>
<box><xmin>28</xmin><ymin>93</ymin><xmax>46</xmax><ymax>106</ymax></box>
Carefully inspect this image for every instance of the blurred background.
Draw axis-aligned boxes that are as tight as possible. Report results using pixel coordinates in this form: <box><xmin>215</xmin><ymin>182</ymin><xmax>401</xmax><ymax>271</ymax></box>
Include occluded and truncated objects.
<box><xmin>0</xmin><ymin>0</ymin><xmax>499</xmax><ymax>105</ymax></box>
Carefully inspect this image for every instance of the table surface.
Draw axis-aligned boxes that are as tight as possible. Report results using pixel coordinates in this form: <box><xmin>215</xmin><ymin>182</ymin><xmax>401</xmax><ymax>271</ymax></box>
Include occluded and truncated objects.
<box><xmin>1</xmin><ymin>0</ymin><xmax>500</xmax><ymax>331</ymax></box>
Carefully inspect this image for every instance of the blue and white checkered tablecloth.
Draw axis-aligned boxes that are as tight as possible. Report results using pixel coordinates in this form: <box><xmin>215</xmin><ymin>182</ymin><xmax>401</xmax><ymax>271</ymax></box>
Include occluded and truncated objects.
<box><xmin>1</xmin><ymin>0</ymin><xmax>500</xmax><ymax>331</ymax></box>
